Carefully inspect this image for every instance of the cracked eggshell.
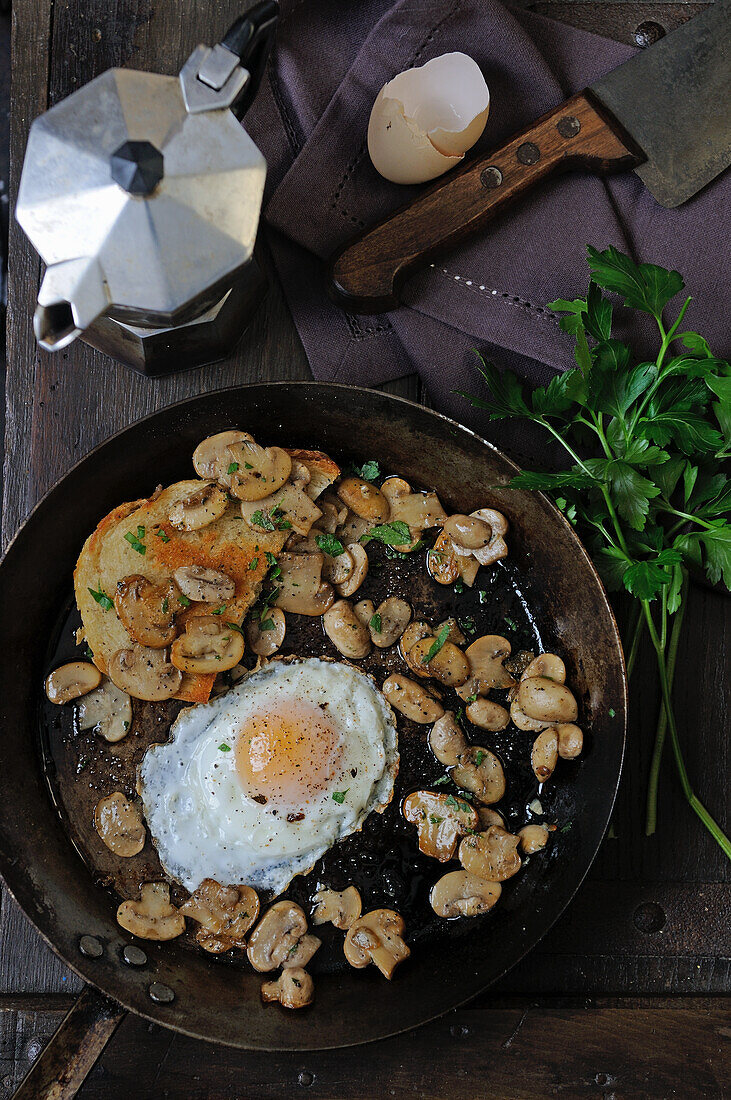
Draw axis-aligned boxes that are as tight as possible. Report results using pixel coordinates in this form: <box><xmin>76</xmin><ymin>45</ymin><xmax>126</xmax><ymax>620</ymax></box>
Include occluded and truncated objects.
<box><xmin>368</xmin><ymin>52</ymin><xmax>490</xmax><ymax>185</ymax></box>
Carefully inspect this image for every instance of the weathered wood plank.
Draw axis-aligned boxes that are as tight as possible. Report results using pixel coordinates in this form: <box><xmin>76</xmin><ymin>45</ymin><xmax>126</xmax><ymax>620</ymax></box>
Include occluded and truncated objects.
<box><xmin>1</xmin><ymin>999</ymin><xmax>728</xmax><ymax>1099</ymax></box>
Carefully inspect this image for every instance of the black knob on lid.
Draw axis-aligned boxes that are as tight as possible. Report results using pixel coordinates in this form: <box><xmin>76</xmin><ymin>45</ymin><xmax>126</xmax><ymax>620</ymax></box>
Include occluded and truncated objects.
<box><xmin>111</xmin><ymin>140</ymin><xmax>164</xmax><ymax>195</ymax></box>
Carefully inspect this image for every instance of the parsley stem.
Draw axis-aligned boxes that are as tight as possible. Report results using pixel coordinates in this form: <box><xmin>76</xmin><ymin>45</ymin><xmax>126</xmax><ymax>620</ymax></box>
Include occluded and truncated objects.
<box><xmin>641</xmin><ymin>592</ymin><xmax>731</xmax><ymax>859</ymax></box>
<box><xmin>624</xmin><ymin>601</ymin><xmax>645</xmax><ymax>680</ymax></box>
<box><xmin>645</xmin><ymin>572</ymin><xmax>687</xmax><ymax>836</ymax></box>
<box><xmin>655</xmin><ymin>503</ymin><xmax>718</xmax><ymax>532</ymax></box>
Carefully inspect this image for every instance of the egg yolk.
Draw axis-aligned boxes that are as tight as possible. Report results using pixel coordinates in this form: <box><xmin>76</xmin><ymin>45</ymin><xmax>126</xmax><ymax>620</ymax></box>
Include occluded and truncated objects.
<box><xmin>235</xmin><ymin>701</ymin><xmax>343</xmax><ymax>808</ymax></box>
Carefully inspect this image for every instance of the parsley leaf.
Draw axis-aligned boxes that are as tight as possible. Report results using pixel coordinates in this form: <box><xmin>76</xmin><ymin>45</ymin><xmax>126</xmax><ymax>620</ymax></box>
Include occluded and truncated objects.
<box><xmin>370</xmin><ymin>612</ymin><xmax>382</xmax><ymax>633</ymax></box>
<box><xmin>360</xmin><ymin>520</ymin><xmax>411</xmax><ymax>546</ymax></box>
<box><xmin>124</xmin><ymin>531</ymin><xmax>146</xmax><ymax>554</ymax></box>
<box><xmin>421</xmin><ymin>623</ymin><xmax>451</xmax><ymax>664</ymax></box>
<box><xmin>332</xmin><ymin>789</ymin><xmax>348</xmax><ymax>804</ymax></box>
<box><xmin>88</xmin><ymin>582</ymin><xmax>113</xmax><ymax>611</ymax></box>
<box><xmin>351</xmin><ymin>459</ymin><xmax>380</xmax><ymax>481</ymax></box>
<box><xmin>315</xmin><ymin>533</ymin><xmax>346</xmax><ymax>557</ymax></box>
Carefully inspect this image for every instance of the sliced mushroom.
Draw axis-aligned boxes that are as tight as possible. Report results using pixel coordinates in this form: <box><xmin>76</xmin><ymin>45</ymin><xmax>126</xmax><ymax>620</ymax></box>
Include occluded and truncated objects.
<box><xmin>226</xmin><ymin>439</ymin><xmax>292</xmax><ymax>501</ymax></box>
<box><xmin>108</xmin><ymin>645</ymin><xmax>182</xmax><ymax>702</ymax></box>
<box><xmin>465</xmin><ymin>697</ymin><xmax>510</xmax><ymax>732</ymax></box>
<box><xmin>335</xmin><ymin>543</ymin><xmax>369</xmax><ymax>598</ymax></box>
<box><xmin>518</xmin><ymin>824</ymin><xmax>550</xmax><ymax>854</ymax></box>
<box><xmin>459</xmin><ymin>825</ymin><xmax>521</xmax><ymax>882</ymax></box>
<box><xmin>94</xmin><ymin>793</ymin><xmax>146</xmax><ymax>857</ymax></box>
<box><xmin>427</xmin><ymin>531</ymin><xmax>460</xmax><ymax>585</ymax></box>
<box><xmin>171</xmin><ymin>616</ymin><xmax>245</xmax><ymax>674</ymax></box>
<box><xmin>45</xmin><ymin>661</ymin><xmax>101</xmax><ymax>705</ymax></box>
<box><xmin>246</xmin><ymin>607</ymin><xmax>286</xmax><ymax>657</ymax></box>
<box><xmin>173</xmin><ymin>565</ymin><xmax>235</xmax><ymax>604</ymax></box>
<box><xmin>353</xmin><ymin>598</ymin><xmax>375</xmax><ymax>629</ymax></box>
<box><xmin>470</xmin><ymin>507</ymin><xmax>509</xmax><ymax>565</ymax></box>
<box><xmin>336</xmin><ymin>477</ymin><xmax>390</xmax><ymax>522</ymax></box>
<box><xmin>465</xmin><ymin>635</ymin><xmax>516</xmax><ymax>690</ymax></box>
<box><xmin>323</xmin><ymin>599</ymin><xmax>371</xmax><ymax>659</ymax></box>
<box><xmin>409</xmin><ymin>637</ymin><xmax>470</xmax><ymax>688</ymax></box>
<box><xmin>429</xmin><ymin>711</ymin><xmax>465</xmax><ymax>767</ymax></box>
<box><xmin>321</xmin><ymin>546</ymin><xmax>354</xmax><ymax>585</ymax></box>
<box><xmin>477</xmin><ymin>806</ymin><xmax>505</xmax><ymax>831</ymax></box>
<box><xmin>315</xmin><ymin>497</ymin><xmax>345</xmax><ymax>533</ymax></box>
<box><xmin>240</xmin><ymin>483</ymin><xmax>322</xmax><ymax>536</ymax></box>
<box><xmin>457</xmin><ymin>555</ymin><xmax>481</xmax><ymax>587</ymax></box>
<box><xmin>180</xmin><ymin>879</ymin><xmax>260</xmax><ymax>953</ymax></box>
<box><xmin>437</xmin><ymin>617</ymin><xmax>466</xmax><ymax>646</ymax></box>
<box><xmin>452</xmin><ymin>746</ymin><xmax>506</xmax><ymax>805</ymax></box>
<box><xmin>382</xmin><ymin>674</ymin><xmax>444</xmax><ymax>724</ymax></box>
<box><xmin>504</xmin><ymin>649</ymin><xmax>536</xmax><ymax>680</ymax></box>
<box><xmin>518</xmin><ymin>677</ymin><xmax>578</xmax><ymax>723</ymax></box>
<box><xmin>557</xmin><ymin>723</ymin><xmax>583</xmax><ymax>759</ymax></box>
<box><xmin>531</xmin><ymin>727</ymin><xmax>559</xmax><ymax>781</ymax></box>
<box><xmin>114</xmin><ymin>575</ymin><xmax>178</xmax><ymax>648</ymax></box>
<box><xmin>192</xmin><ymin>430</ymin><xmax>253</xmax><ymax>485</ymax></box>
<box><xmin>430</xmin><ymin>870</ymin><xmax>502</xmax><ymax>918</ymax></box>
<box><xmin>522</xmin><ymin>653</ymin><xmax>566</xmax><ymax>684</ymax></box>
<box><xmin>247</xmin><ymin>901</ymin><xmax>310</xmax><ymax>973</ymax></box>
<box><xmin>336</xmin><ymin>509</ymin><xmax>372</xmax><ymax>546</ymax></box>
<box><xmin>510</xmin><ymin>698</ymin><xmax>552</xmax><ymax>732</ymax></box>
<box><xmin>168</xmin><ymin>482</ymin><xmax>229</xmax><ymax>531</ymax></box>
<box><xmin>261</xmin><ymin>967</ymin><xmax>314</xmax><ymax>1009</ymax></box>
<box><xmin>343</xmin><ymin>909</ymin><xmax>409</xmax><ymax>979</ymax></box>
<box><xmin>311</xmin><ymin>886</ymin><xmax>362</xmax><ymax>930</ymax></box>
<box><xmin>289</xmin><ymin>459</ymin><xmax>311</xmax><ymax>492</ymax></box>
<box><xmin>77</xmin><ymin>680</ymin><xmax>132</xmax><ymax>742</ymax></box>
<box><xmin>364</xmin><ymin>596</ymin><xmax>411</xmax><ymax>649</ymax></box>
<box><xmin>399</xmin><ymin>621</ymin><xmax>434</xmax><ymax>678</ymax></box>
<box><xmin>443</xmin><ymin>514</ymin><xmax>494</xmax><ymax>550</ymax></box>
<box><xmin>282</xmin><ymin>933</ymin><xmax>321</xmax><ymax>969</ymax></box>
<box><xmin>402</xmin><ymin>790</ymin><xmax>479</xmax><ymax>861</ymax></box>
<box><xmin>116</xmin><ymin>882</ymin><xmax>185</xmax><ymax>941</ymax></box>
<box><xmin>274</xmin><ymin>553</ymin><xmax>335</xmax><ymax>616</ymax></box>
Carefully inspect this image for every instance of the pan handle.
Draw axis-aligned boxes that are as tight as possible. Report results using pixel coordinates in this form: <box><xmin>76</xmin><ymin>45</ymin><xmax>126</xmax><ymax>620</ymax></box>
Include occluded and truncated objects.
<box><xmin>14</xmin><ymin>986</ymin><xmax>125</xmax><ymax>1100</ymax></box>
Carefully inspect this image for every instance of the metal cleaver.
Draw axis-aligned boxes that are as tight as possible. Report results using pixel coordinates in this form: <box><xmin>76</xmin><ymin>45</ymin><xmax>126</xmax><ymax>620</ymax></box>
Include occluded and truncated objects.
<box><xmin>329</xmin><ymin>2</ymin><xmax>731</xmax><ymax>313</ymax></box>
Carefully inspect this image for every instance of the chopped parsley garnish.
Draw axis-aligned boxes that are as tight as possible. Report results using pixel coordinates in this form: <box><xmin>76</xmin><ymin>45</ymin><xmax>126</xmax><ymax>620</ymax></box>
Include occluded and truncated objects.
<box><xmin>608</xmin><ymin>707</ymin><xmax>616</xmax><ymax>718</ymax></box>
<box><xmin>466</xmin><ymin>694</ymin><xmax>478</xmax><ymax>703</ymax></box>
<box><xmin>560</xmin><ymin>821</ymin><xmax>573</xmax><ymax>834</ymax></box>
<box><xmin>251</xmin><ymin>509</ymin><xmax>275</xmax><ymax>531</ymax></box>
<box><xmin>370</xmin><ymin>612</ymin><xmax>382</xmax><ymax>633</ymax></box>
<box><xmin>503</xmin><ymin>615</ymin><xmax>518</xmax><ymax>631</ymax></box>
<box><xmin>445</xmin><ymin>794</ymin><xmax>472</xmax><ymax>814</ymax></box>
<box><xmin>265</xmin><ymin>551</ymin><xmax>277</xmax><ymax>567</ymax></box>
<box><xmin>212</xmin><ymin>605</ymin><xmax>227</xmax><ymax>615</ymax></box>
<box><xmin>84</xmin><ymin>645</ymin><xmax>94</xmax><ymax>660</ymax></box>
<box><xmin>124</xmin><ymin>531</ymin><xmax>146</xmax><ymax>554</ymax></box>
<box><xmin>315</xmin><ymin>533</ymin><xmax>345</xmax><ymax>557</ymax></box>
<box><xmin>155</xmin><ymin>528</ymin><xmax>170</xmax><ymax>543</ymax></box>
<box><xmin>478</xmin><ymin>589</ymin><xmax>488</xmax><ymax>604</ymax></box>
<box><xmin>475</xmin><ymin>750</ymin><xmax>485</xmax><ymax>767</ymax></box>
<box><xmin>332</xmin><ymin>789</ymin><xmax>349</xmax><ymax>804</ymax></box>
<box><xmin>162</xmin><ymin>598</ymin><xmax>169</xmax><ymax>614</ymax></box>
<box><xmin>429</xmin><ymin>814</ymin><xmax>444</xmax><ymax>825</ymax></box>
<box><xmin>459</xmin><ymin>616</ymin><xmax>477</xmax><ymax>636</ymax></box>
<box><xmin>226</xmin><ymin>621</ymin><xmax>245</xmax><ymax>635</ymax></box>
<box><xmin>433</xmin><ymin>774</ymin><xmax>450</xmax><ymax>787</ymax></box>
<box><xmin>249</xmin><ymin>557</ymin><xmax>259</xmax><ymax>571</ymax></box>
<box><xmin>88</xmin><ymin>582</ymin><xmax>113</xmax><ymax>611</ymax></box>
<box><xmin>123</xmin><ymin>720</ymin><xmax>130</xmax><ymax>731</ymax></box>
<box><xmin>218</xmin><ymin>743</ymin><xmax>231</xmax><ymax>752</ymax></box>
<box><xmin>360</xmin><ymin>520</ymin><xmax>411</xmax><ymax>546</ymax></box>
<box><xmin>421</xmin><ymin>622</ymin><xmax>451</xmax><ymax>664</ymax></box>
<box><xmin>351</xmin><ymin>459</ymin><xmax>380</xmax><ymax>482</ymax></box>
<box><xmin>227</xmin><ymin>462</ymin><xmax>240</xmax><ymax>475</ymax></box>
<box><xmin>178</xmin><ymin>594</ymin><xmax>191</xmax><ymax>608</ymax></box>
<box><xmin>454</xmin><ymin>579</ymin><xmax>465</xmax><ymax>594</ymax></box>
<box><xmin>259</xmin><ymin>617</ymin><xmax>276</xmax><ymax>631</ymax></box>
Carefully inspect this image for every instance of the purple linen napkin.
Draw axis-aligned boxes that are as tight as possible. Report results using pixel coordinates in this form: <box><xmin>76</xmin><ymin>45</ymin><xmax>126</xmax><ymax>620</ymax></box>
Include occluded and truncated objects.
<box><xmin>246</xmin><ymin>0</ymin><xmax>729</xmax><ymax>448</ymax></box>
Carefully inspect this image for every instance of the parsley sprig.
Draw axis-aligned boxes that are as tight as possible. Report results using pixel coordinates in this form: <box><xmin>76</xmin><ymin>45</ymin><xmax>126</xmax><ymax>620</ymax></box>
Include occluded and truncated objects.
<box><xmin>462</xmin><ymin>245</ymin><xmax>730</xmax><ymax>860</ymax></box>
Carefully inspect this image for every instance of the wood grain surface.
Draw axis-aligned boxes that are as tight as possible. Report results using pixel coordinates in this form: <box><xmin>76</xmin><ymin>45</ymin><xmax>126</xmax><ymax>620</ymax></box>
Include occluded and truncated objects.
<box><xmin>2</xmin><ymin>0</ymin><xmax>729</xmax><ymax>1096</ymax></box>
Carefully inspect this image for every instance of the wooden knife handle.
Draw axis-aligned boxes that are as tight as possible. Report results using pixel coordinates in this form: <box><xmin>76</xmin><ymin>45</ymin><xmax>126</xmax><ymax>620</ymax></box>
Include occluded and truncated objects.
<box><xmin>328</xmin><ymin>90</ymin><xmax>642</xmax><ymax>313</ymax></box>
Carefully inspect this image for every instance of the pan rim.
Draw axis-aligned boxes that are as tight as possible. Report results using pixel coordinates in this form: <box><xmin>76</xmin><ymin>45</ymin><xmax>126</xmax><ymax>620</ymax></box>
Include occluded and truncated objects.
<box><xmin>0</xmin><ymin>380</ymin><xmax>627</xmax><ymax>1050</ymax></box>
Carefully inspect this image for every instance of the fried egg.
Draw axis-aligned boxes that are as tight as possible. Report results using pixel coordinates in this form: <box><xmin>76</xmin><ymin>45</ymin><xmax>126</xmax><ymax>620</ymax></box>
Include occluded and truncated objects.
<box><xmin>138</xmin><ymin>658</ymin><xmax>399</xmax><ymax>895</ymax></box>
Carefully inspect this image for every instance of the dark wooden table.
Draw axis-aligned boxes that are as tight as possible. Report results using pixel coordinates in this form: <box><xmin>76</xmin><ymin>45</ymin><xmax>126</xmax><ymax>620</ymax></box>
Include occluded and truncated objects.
<box><xmin>3</xmin><ymin>1</ymin><xmax>729</xmax><ymax>1096</ymax></box>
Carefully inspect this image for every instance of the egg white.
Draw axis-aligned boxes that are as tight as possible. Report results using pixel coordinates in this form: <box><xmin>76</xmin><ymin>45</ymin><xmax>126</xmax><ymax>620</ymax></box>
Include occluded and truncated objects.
<box><xmin>138</xmin><ymin>658</ymin><xmax>399</xmax><ymax>895</ymax></box>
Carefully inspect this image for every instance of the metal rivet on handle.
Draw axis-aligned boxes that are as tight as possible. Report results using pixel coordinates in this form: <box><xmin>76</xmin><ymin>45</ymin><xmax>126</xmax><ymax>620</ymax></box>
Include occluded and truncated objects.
<box><xmin>122</xmin><ymin>944</ymin><xmax>148</xmax><ymax>967</ymax></box>
<box><xmin>516</xmin><ymin>142</ymin><xmax>540</xmax><ymax>166</ymax></box>
<box><xmin>633</xmin><ymin>20</ymin><xmax>665</xmax><ymax>47</ymax></box>
<box><xmin>148</xmin><ymin>982</ymin><xmax>175</xmax><ymax>1004</ymax></box>
<box><xmin>557</xmin><ymin>116</ymin><xmax>581</xmax><ymax>139</ymax></box>
<box><xmin>79</xmin><ymin>935</ymin><xmax>103</xmax><ymax>958</ymax></box>
<box><xmin>480</xmin><ymin>165</ymin><xmax>503</xmax><ymax>189</ymax></box>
